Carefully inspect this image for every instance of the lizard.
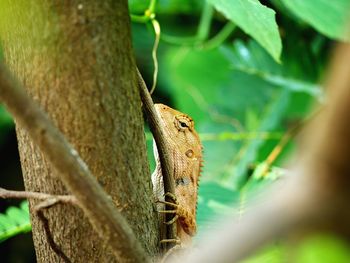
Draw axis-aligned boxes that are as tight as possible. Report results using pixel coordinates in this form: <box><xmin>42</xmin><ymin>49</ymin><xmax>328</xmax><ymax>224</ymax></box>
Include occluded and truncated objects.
<box><xmin>151</xmin><ymin>103</ymin><xmax>203</xmax><ymax>248</ymax></box>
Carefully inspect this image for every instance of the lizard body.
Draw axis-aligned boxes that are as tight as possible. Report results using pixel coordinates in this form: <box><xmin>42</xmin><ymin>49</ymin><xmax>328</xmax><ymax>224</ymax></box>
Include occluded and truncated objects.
<box><xmin>152</xmin><ymin>103</ymin><xmax>203</xmax><ymax>246</ymax></box>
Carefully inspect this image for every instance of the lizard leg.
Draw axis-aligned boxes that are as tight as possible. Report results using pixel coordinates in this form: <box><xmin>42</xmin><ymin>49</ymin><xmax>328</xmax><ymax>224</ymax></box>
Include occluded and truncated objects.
<box><xmin>157</xmin><ymin>192</ymin><xmax>179</xmax><ymax>224</ymax></box>
<box><xmin>157</xmin><ymin>193</ymin><xmax>197</xmax><ymax>236</ymax></box>
<box><xmin>164</xmin><ymin>192</ymin><xmax>177</xmax><ymax>201</ymax></box>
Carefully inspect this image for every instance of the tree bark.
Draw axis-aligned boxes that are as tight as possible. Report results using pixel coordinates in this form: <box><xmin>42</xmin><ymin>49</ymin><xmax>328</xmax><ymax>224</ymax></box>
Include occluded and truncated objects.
<box><xmin>0</xmin><ymin>0</ymin><xmax>159</xmax><ymax>262</ymax></box>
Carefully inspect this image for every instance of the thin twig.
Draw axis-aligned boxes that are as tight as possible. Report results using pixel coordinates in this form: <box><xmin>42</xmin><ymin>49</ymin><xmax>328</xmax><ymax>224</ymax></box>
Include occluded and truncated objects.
<box><xmin>150</xmin><ymin>19</ymin><xmax>160</xmax><ymax>95</ymax></box>
<box><xmin>136</xmin><ymin>68</ymin><xmax>177</xmax><ymax>247</ymax></box>
<box><xmin>0</xmin><ymin>187</ymin><xmax>77</xmax><ymax>205</ymax></box>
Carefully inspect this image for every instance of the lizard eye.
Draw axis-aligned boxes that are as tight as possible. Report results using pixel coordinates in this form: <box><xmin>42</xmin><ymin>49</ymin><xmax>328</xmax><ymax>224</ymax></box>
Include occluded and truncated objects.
<box><xmin>175</xmin><ymin>115</ymin><xmax>192</xmax><ymax>131</ymax></box>
<box><xmin>179</xmin><ymin>121</ymin><xmax>189</xmax><ymax>128</ymax></box>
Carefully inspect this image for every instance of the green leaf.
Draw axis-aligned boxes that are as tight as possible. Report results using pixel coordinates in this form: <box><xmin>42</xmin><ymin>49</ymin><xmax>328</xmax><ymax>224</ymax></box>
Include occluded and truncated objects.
<box><xmin>207</xmin><ymin>0</ymin><xmax>282</xmax><ymax>62</ymax></box>
<box><xmin>281</xmin><ymin>0</ymin><xmax>350</xmax><ymax>41</ymax></box>
<box><xmin>0</xmin><ymin>201</ymin><xmax>31</xmax><ymax>242</ymax></box>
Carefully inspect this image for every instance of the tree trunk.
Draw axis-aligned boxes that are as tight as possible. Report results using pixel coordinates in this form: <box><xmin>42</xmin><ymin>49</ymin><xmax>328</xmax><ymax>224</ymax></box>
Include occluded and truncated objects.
<box><xmin>0</xmin><ymin>0</ymin><xmax>159</xmax><ymax>261</ymax></box>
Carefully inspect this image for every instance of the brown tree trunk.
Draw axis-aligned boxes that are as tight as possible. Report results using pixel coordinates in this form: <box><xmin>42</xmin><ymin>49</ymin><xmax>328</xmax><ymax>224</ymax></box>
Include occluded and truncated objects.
<box><xmin>0</xmin><ymin>0</ymin><xmax>159</xmax><ymax>262</ymax></box>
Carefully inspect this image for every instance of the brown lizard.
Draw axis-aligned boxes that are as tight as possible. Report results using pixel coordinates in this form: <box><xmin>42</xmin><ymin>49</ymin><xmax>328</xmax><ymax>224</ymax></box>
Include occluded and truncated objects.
<box><xmin>152</xmin><ymin>103</ymin><xmax>203</xmax><ymax>248</ymax></box>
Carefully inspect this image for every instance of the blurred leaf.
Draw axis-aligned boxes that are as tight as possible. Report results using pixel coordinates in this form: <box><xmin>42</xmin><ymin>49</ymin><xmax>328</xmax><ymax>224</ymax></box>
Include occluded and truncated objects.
<box><xmin>221</xmin><ymin>40</ymin><xmax>322</xmax><ymax>98</ymax></box>
<box><xmin>207</xmin><ymin>0</ymin><xmax>282</xmax><ymax>62</ymax></box>
<box><xmin>243</xmin><ymin>164</ymin><xmax>285</xmax><ymax>196</ymax></box>
<box><xmin>0</xmin><ymin>201</ymin><xmax>31</xmax><ymax>242</ymax></box>
<box><xmin>242</xmin><ymin>244</ymin><xmax>285</xmax><ymax>263</ymax></box>
<box><xmin>0</xmin><ymin>105</ymin><xmax>14</xmax><ymax>145</ymax></box>
<box><xmin>238</xmin><ymin>162</ymin><xmax>286</xmax><ymax>218</ymax></box>
<box><xmin>0</xmin><ymin>105</ymin><xmax>13</xmax><ymax>128</ymax></box>
<box><xmin>241</xmin><ymin>233</ymin><xmax>350</xmax><ymax>263</ymax></box>
<box><xmin>196</xmin><ymin>164</ymin><xmax>286</xmax><ymax>237</ymax></box>
<box><xmin>228</xmin><ymin>89</ymin><xmax>290</xmax><ymax>187</ymax></box>
<box><xmin>281</xmin><ymin>0</ymin><xmax>350</xmax><ymax>41</ymax></box>
<box><xmin>295</xmin><ymin>233</ymin><xmax>350</xmax><ymax>263</ymax></box>
<box><xmin>197</xmin><ymin>181</ymin><xmax>240</xmax><ymax>235</ymax></box>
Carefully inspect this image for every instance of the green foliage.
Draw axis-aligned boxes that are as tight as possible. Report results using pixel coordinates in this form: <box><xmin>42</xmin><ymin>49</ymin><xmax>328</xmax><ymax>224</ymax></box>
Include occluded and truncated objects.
<box><xmin>0</xmin><ymin>106</ymin><xmax>13</xmax><ymax>128</ymax></box>
<box><xmin>197</xmin><ymin>163</ymin><xmax>284</xmax><ymax>236</ymax></box>
<box><xmin>0</xmin><ymin>201</ymin><xmax>31</xmax><ymax>242</ymax></box>
<box><xmin>0</xmin><ymin>106</ymin><xmax>14</xmax><ymax>145</ymax></box>
<box><xmin>242</xmin><ymin>233</ymin><xmax>350</xmax><ymax>263</ymax></box>
<box><xmin>242</xmin><ymin>244</ymin><xmax>285</xmax><ymax>263</ymax></box>
<box><xmin>294</xmin><ymin>234</ymin><xmax>350</xmax><ymax>263</ymax></box>
<box><xmin>224</xmin><ymin>40</ymin><xmax>321</xmax><ymax>97</ymax></box>
<box><xmin>281</xmin><ymin>0</ymin><xmax>350</xmax><ymax>41</ymax></box>
<box><xmin>207</xmin><ymin>0</ymin><xmax>282</xmax><ymax>62</ymax></box>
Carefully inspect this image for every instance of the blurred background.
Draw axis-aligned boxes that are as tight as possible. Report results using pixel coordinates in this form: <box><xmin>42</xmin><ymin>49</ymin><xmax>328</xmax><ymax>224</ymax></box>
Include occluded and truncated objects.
<box><xmin>1</xmin><ymin>0</ymin><xmax>350</xmax><ymax>262</ymax></box>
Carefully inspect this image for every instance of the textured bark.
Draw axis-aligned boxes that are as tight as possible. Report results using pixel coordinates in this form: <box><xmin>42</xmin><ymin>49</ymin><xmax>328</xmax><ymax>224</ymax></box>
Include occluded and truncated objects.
<box><xmin>0</xmin><ymin>0</ymin><xmax>159</xmax><ymax>262</ymax></box>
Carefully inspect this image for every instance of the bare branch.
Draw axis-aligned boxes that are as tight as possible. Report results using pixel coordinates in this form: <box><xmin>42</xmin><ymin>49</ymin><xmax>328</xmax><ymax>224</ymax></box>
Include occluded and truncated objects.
<box><xmin>0</xmin><ymin>63</ymin><xmax>150</xmax><ymax>263</ymax></box>
<box><xmin>137</xmin><ymin>68</ymin><xmax>177</xmax><ymax>246</ymax></box>
<box><xmin>0</xmin><ymin>187</ymin><xmax>77</xmax><ymax>205</ymax></box>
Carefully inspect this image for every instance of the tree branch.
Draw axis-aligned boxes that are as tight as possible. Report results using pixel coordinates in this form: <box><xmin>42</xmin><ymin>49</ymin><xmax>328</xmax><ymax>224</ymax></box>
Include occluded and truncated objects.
<box><xmin>0</xmin><ymin>63</ymin><xmax>150</xmax><ymax>263</ymax></box>
<box><xmin>136</xmin><ymin>68</ymin><xmax>177</xmax><ymax>245</ymax></box>
<box><xmin>0</xmin><ymin>187</ymin><xmax>77</xmax><ymax>204</ymax></box>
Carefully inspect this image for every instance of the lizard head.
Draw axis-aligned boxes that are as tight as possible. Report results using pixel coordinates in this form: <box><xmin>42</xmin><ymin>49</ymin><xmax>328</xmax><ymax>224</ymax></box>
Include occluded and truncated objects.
<box><xmin>154</xmin><ymin>103</ymin><xmax>202</xmax><ymax>162</ymax></box>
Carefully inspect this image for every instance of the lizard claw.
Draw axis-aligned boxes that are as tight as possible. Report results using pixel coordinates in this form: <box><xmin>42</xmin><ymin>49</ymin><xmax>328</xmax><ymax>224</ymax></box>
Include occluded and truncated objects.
<box><xmin>157</xmin><ymin>192</ymin><xmax>180</xmax><ymax>225</ymax></box>
<box><xmin>160</xmin><ymin>238</ymin><xmax>181</xmax><ymax>245</ymax></box>
<box><xmin>156</xmin><ymin>200</ymin><xmax>178</xmax><ymax>208</ymax></box>
<box><xmin>164</xmin><ymin>192</ymin><xmax>178</xmax><ymax>203</ymax></box>
<box><xmin>165</xmin><ymin>215</ymin><xmax>178</xmax><ymax>225</ymax></box>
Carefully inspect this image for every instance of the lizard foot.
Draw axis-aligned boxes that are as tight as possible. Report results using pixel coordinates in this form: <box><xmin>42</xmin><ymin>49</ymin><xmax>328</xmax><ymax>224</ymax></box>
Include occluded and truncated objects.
<box><xmin>157</xmin><ymin>192</ymin><xmax>181</xmax><ymax>225</ymax></box>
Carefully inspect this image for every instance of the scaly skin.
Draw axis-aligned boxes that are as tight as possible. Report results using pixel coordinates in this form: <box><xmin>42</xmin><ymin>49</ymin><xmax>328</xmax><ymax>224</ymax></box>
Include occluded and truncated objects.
<box><xmin>151</xmin><ymin>104</ymin><xmax>203</xmax><ymax>247</ymax></box>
